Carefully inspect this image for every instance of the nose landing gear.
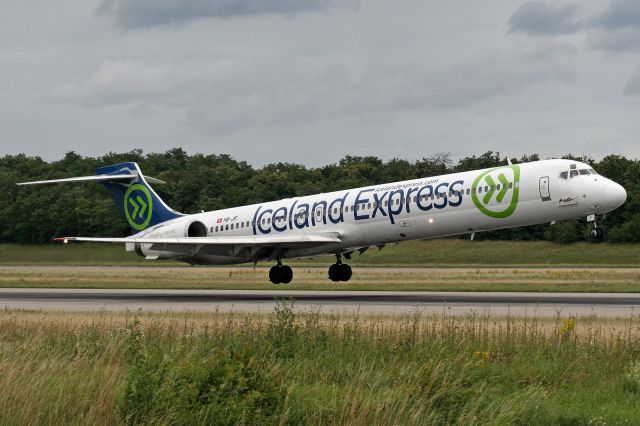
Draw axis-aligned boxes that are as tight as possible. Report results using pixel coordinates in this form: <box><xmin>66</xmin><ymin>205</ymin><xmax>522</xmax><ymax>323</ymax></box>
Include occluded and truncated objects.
<box><xmin>328</xmin><ymin>254</ymin><xmax>352</xmax><ymax>282</ymax></box>
<box><xmin>588</xmin><ymin>215</ymin><xmax>604</xmax><ymax>240</ymax></box>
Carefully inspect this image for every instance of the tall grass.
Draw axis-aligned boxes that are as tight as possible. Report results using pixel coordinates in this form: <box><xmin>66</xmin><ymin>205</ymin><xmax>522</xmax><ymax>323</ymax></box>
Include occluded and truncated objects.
<box><xmin>1</xmin><ymin>306</ymin><xmax>640</xmax><ymax>424</ymax></box>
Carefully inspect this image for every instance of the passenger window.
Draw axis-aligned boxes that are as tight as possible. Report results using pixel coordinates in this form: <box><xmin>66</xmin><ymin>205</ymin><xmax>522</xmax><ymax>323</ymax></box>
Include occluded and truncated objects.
<box><xmin>367</xmin><ymin>203</ymin><xmax>371</xmax><ymax>209</ymax></box>
<box><xmin>225</xmin><ymin>224</ymin><xmax>229</xmax><ymax>231</ymax></box>
<box><xmin>215</xmin><ymin>226</ymin><xmax>218</xmax><ymax>232</ymax></box>
<box><xmin>509</xmin><ymin>182</ymin><xmax>513</xmax><ymax>189</ymax></box>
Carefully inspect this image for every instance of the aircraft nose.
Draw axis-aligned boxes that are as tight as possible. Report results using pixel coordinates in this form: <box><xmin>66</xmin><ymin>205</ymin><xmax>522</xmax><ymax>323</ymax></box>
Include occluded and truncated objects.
<box><xmin>606</xmin><ymin>180</ymin><xmax>627</xmax><ymax>210</ymax></box>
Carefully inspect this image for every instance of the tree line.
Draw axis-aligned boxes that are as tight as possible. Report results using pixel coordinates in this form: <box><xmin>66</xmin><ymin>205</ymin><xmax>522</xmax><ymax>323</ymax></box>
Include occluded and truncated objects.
<box><xmin>0</xmin><ymin>148</ymin><xmax>638</xmax><ymax>244</ymax></box>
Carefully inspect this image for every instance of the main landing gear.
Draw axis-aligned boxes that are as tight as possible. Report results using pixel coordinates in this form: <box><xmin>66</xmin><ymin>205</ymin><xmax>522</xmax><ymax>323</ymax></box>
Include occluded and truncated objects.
<box><xmin>328</xmin><ymin>254</ymin><xmax>352</xmax><ymax>282</ymax></box>
<box><xmin>268</xmin><ymin>254</ymin><xmax>353</xmax><ymax>284</ymax></box>
<box><xmin>269</xmin><ymin>261</ymin><xmax>293</xmax><ymax>284</ymax></box>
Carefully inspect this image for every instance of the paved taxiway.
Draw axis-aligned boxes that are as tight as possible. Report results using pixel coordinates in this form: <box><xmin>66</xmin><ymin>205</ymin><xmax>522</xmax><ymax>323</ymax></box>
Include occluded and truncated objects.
<box><xmin>1</xmin><ymin>288</ymin><xmax>639</xmax><ymax>317</ymax></box>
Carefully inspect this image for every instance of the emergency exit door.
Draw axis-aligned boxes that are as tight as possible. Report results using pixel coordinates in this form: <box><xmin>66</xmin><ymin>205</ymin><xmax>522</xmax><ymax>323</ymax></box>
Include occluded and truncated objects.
<box><xmin>539</xmin><ymin>176</ymin><xmax>551</xmax><ymax>201</ymax></box>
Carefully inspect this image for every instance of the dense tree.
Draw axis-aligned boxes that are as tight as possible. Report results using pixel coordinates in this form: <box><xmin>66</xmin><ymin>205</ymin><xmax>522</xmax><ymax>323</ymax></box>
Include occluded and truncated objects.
<box><xmin>1</xmin><ymin>149</ymin><xmax>638</xmax><ymax>244</ymax></box>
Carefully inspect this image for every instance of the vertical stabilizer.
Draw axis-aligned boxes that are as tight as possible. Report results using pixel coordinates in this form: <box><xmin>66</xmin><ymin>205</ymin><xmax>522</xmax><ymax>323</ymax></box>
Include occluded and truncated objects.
<box><xmin>96</xmin><ymin>162</ymin><xmax>182</xmax><ymax>231</ymax></box>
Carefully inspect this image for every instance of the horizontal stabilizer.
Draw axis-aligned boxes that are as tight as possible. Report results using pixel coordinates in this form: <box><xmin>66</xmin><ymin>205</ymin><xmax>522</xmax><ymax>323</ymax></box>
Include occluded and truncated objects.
<box><xmin>16</xmin><ymin>174</ymin><xmax>167</xmax><ymax>186</ymax></box>
<box><xmin>55</xmin><ymin>233</ymin><xmax>341</xmax><ymax>246</ymax></box>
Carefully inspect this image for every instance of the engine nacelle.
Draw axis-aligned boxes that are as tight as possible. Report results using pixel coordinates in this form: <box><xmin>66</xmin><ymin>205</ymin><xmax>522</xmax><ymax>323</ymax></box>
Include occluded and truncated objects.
<box><xmin>127</xmin><ymin>219</ymin><xmax>208</xmax><ymax>259</ymax></box>
<box><xmin>187</xmin><ymin>220</ymin><xmax>207</xmax><ymax>237</ymax></box>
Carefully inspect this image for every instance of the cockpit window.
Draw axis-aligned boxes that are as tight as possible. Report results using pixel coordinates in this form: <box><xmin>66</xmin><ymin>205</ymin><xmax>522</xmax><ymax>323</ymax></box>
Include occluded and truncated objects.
<box><xmin>561</xmin><ymin>166</ymin><xmax>597</xmax><ymax>180</ymax></box>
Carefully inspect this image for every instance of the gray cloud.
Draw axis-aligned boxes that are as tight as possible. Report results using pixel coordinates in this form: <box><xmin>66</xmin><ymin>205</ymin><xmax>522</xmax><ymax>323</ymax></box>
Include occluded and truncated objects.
<box><xmin>591</xmin><ymin>0</ymin><xmax>640</xmax><ymax>30</ymax></box>
<box><xmin>624</xmin><ymin>64</ymin><xmax>640</xmax><ymax>95</ymax></box>
<box><xmin>49</xmin><ymin>40</ymin><xmax>577</xmax><ymax>135</ymax></box>
<box><xmin>589</xmin><ymin>27</ymin><xmax>640</xmax><ymax>52</ymax></box>
<box><xmin>97</xmin><ymin>0</ymin><xmax>340</xmax><ymax>29</ymax></box>
<box><xmin>588</xmin><ymin>0</ymin><xmax>640</xmax><ymax>52</ymax></box>
<box><xmin>507</xmin><ymin>1</ymin><xmax>581</xmax><ymax>35</ymax></box>
<box><xmin>3</xmin><ymin>0</ymin><xmax>640</xmax><ymax>166</ymax></box>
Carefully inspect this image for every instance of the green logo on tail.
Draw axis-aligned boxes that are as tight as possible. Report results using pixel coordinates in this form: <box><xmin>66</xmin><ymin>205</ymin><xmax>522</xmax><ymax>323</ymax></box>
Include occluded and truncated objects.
<box><xmin>124</xmin><ymin>184</ymin><xmax>153</xmax><ymax>230</ymax></box>
<box><xmin>471</xmin><ymin>165</ymin><xmax>520</xmax><ymax>218</ymax></box>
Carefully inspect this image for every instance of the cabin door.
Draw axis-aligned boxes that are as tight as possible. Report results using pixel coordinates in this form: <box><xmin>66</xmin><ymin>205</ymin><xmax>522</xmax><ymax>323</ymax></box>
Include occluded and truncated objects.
<box><xmin>539</xmin><ymin>176</ymin><xmax>551</xmax><ymax>201</ymax></box>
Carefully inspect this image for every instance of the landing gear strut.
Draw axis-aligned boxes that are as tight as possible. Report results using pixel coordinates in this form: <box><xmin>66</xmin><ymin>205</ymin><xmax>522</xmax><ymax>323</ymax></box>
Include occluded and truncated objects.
<box><xmin>588</xmin><ymin>215</ymin><xmax>604</xmax><ymax>240</ymax></box>
<box><xmin>269</xmin><ymin>259</ymin><xmax>293</xmax><ymax>284</ymax></box>
<box><xmin>328</xmin><ymin>254</ymin><xmax>352</xmax><ymax>282</ymax></box>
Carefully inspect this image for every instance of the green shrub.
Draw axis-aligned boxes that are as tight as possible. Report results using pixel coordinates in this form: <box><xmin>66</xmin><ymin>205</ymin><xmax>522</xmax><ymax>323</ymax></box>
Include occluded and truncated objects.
<box><xmin>119</xmin><ymin>321</ymin><xmax>283</xmax><ymax>425</ymax></box>
<box><xmin>544</xmin><ymin>220</ymin><xmax>584</xmax><ymax>244</ymax></box>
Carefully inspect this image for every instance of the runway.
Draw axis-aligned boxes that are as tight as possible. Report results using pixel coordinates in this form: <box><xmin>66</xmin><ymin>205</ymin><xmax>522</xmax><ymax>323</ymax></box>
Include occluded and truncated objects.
<box><xmin>1</xmin><ymin>288</ymin><xmax>640</xmax><ymax>317</ymax></box>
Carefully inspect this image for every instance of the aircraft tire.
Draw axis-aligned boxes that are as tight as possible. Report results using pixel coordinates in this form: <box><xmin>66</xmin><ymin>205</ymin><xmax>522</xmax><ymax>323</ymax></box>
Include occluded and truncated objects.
<box><xmin>590</xmin><ymin>227</ymin><xmax>604</xmax><ymax>240</ymax></box>
<box><xmin>338</xmin><ymin>264</ymin><xmax>352</xmax><ymax>282</ymax></box>
<box><xmin>281</xmin><ymin>266</ymin><xmax>293</xmax><ymax>284</ymax></box>
<box><xmin>269</xmin><ymin>266</ymin><xmax>282</xmax><ymax>284</ymax></box>
<box><xmin>328</xmin><ymin>264</ymin><xmax>341</xmax><ymax>282</ymax></box>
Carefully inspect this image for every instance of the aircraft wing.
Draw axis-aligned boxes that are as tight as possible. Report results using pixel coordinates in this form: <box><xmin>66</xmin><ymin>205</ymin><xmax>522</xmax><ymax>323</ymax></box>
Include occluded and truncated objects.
<box><xmin>55</xmin><ymin>233</ymin><xmax>342</xmax><ymax>259</ymax></box>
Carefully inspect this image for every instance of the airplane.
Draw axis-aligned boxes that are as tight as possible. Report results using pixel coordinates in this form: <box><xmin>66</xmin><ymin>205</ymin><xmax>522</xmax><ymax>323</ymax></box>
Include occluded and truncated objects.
<box><xmin>17</xmin><ymin>158</ymin><xmax>627</xmax><ymax>284</ymax></box>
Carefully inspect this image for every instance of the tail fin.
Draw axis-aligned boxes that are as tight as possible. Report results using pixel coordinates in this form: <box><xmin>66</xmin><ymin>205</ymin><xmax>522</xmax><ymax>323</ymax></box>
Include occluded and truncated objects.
<box><xmin>95</xmin><ymin>162</ymin><xmax>182</xmax><ymax>231</ymax></box>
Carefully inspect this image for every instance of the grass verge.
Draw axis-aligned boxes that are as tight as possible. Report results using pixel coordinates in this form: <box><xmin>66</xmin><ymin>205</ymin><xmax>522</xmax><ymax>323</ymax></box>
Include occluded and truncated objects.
<box><xmin>1</xmin><ymin>306</ymin><xmax>640</xmax><ymax>424</ymax></box>
<box><xmin>1</xmin><ymin>265</ymin><xmax>639</xmax><ymax>292</ymax></box>
<box><xmin>1</xmin><ymin>240</ymin><xmax>640</xmax><ymax>267</ymax></box>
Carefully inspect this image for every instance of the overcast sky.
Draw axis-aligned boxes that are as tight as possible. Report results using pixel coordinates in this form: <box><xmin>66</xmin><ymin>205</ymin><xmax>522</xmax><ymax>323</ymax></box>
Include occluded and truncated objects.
<box><xmin>1</xmin><ymin>0</ymin><xmax>639</xmax><ymax>166</ymax></box>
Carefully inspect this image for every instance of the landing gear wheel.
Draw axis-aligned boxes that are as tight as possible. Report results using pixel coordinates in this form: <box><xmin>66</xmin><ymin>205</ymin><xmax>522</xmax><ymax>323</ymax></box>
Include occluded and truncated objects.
<box><xmin>280</xmin><ymin>265</ymin><xmax>293</xmax><ymax>284</ymax></box>
<box><xmin>328</xmin><ymin>264</ymin><xmax>341</xmax><ymax>282</ymax></box>
<box><xmin>269</xmin><ymin>265</ymin><xmax>294</xmax><ymax>284</ymax></box>
<box><xmin>589</xmin><ymin>225</ymin><xmax>604</xmax><ymax>240</ymax></box>
<box><xmin>338</xmin><ymin>264</ymin><xmax>352</xmax><ymax>282</ymax></box>
<box><xmin>588</xmin><ymin>215</ymin><xmax>604</xmax><ymax>240</ymax></box>
<box><xmin>269</xmin><ymin>266</ymin><xmax>282</xmax><ymax>284</ymax></box>
<box><xmin>328</xmin><ymin>263</ymin><xmax>352</xmax><ymax>282</ymax></box>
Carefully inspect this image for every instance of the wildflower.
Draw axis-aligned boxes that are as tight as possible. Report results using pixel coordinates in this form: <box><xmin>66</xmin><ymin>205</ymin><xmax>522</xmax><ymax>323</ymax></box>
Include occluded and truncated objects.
<box><xmin>473</xmin><ymin>351</ymin><xmax>490</xmax><ymax>364</ymax></box>
<box><xmin>559</xmin><ymin>317</ymin><xmax>576</xmax><ymax>337</ymax></box>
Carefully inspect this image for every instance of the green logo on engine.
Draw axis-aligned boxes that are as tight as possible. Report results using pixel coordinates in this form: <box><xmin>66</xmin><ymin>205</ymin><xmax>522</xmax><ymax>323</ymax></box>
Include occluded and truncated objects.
<box><xmin>471</xmin><ymin>165</ymin><xmax>520</xmax><ymax>218</ymax></box>
<box><xmin>124</xmin><ymin>184</ymin><xmax>153</xmax><ymax>230</ymax></box>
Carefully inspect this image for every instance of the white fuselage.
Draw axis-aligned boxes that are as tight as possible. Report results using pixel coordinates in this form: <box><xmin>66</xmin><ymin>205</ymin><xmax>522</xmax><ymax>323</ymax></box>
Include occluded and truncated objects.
<box><xmin>135</xmin><ymin>159</ymin><xmax>627</xmax><ymax>264</ymax></box>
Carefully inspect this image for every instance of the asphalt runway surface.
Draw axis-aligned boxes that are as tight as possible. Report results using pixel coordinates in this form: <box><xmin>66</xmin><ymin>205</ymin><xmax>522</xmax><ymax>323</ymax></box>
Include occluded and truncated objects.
<box><xmin>1</xmin><ymin>288</ymin><xmax>640</xmax><ymax>317</ymax></box>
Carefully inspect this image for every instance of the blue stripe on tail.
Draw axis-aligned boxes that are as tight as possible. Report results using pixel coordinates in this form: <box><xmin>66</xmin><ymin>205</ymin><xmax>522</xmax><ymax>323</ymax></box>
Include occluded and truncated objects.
<box><xmin>96</xmin><ymin>162</ymin><xmax>182</xmax><ymax>231</ymax></box>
